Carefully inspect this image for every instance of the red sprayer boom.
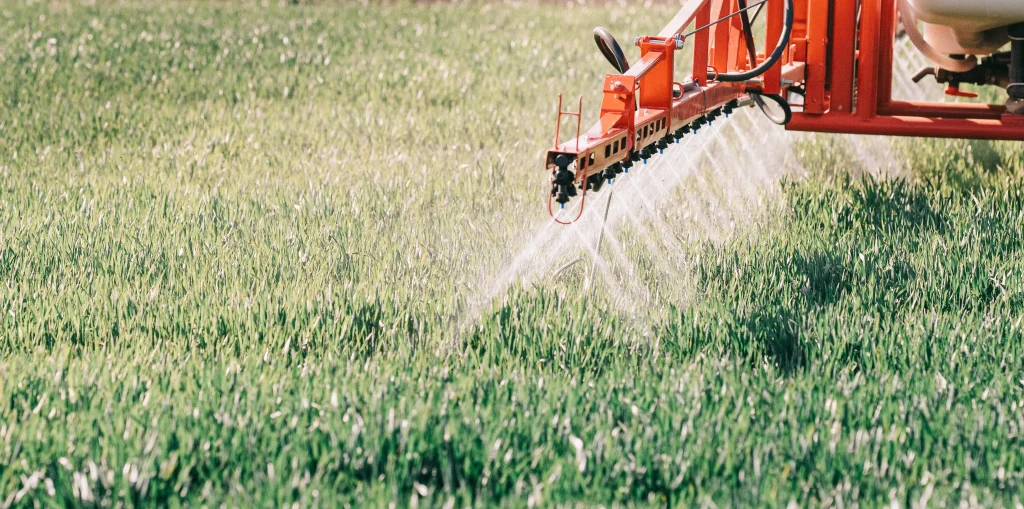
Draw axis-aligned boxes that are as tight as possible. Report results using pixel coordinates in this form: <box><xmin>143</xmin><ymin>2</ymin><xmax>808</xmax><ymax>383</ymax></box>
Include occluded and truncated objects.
<box><xmin>546</xmin><ymin>0</ymin><xmax>1024</xmax><ymax>215</ymax></box>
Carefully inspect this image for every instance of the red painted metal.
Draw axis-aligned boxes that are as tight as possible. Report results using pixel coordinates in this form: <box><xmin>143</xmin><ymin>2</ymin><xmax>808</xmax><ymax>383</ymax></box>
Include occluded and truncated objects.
<box><xmin>803</xmin><ymin>0</ymin><xmax>828</xmax><ymax>114</ymax></box>
<box><xmin>857</xmin><ymin>0</ymin><xmax>881</xmax><ymax>119</ymax></box>
<box><xmin>876</xmin><ymin>0</ymin><xmax>898</xmax><ymax>109</ymax></box>
<box><xmin>787</xmin><ymin>114</ymin><xmax>1024</xmax><ymax>141</ymax></box>
<box><xmin>944</xmin><ymin>86</ymin><xmax>979</xmax><ymax>98</ymax></box>
<box><xmin>553</xmin><ymin>95</ymin><xmax>584</xmax><ymax>152</ymax></box>
<box><xmin>880</xmin><ymin>101</ymin><xmax>1005</xmax><ymax>119</ymax></box>
<box><xmin>828</xmin><ymin>0</ymin><xmax>857</xmax><ymax>113</ymax></box>
<box><xmin>711</xmin><ymin>0</ymin><xmax>731</xmax><ymax>73</ymax></box>
<box><xmin>545</xmin><ymin>0</ymin><xmax>1024</xmax><ymax>220</ymax></box>
<box><xmin>638</xmin><ymin>37</ymin><xmax>676</xmax><ymax>111</ymax></box>
<box><xmin>784</xmin><ymin>0</ymin><xmax>1024</xmax><ymax>141</ymax></box>
<box><xmin>693</xmin><ymin>2</ymin><xmax>712</xmax><ymax>87</ymax></box>
<box><xmin>762</xmin><ymin>0</ymin><xmax>783</xmax><ymax>95</ymax></box>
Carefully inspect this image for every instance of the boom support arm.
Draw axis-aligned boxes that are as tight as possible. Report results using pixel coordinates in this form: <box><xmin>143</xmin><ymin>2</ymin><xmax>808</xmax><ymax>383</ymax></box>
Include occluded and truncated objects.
<box><xmin>545</xmin><ymin>0</ymin><xmax>1024</xmax><ymax>221</ymax></box>
<box><xmin>546</xmin><ymin>0</ymin><xmax>799</xmax><ymax>216</ymax></box>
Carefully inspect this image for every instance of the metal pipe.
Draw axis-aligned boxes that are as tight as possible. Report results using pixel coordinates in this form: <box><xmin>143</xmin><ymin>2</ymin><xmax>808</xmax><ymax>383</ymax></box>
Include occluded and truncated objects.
<box><xmin>787</xmin><ymin>113</ymin><xmax>1024</xmax><ymax>141</ymax></box>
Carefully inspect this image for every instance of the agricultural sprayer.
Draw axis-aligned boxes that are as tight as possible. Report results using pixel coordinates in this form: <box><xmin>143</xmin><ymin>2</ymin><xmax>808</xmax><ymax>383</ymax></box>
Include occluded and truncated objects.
<box><xmin>546</xmin><ymin>0</ymin><xmax>1024</xmax><ymax>219</ymax></box>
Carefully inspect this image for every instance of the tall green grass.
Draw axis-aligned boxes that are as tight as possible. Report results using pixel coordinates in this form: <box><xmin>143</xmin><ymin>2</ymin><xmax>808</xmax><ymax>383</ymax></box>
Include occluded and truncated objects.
<box><xmin>1</xmin><ymin>1</ymin><xmax>1023</xmax><ymax>506</ymax></box>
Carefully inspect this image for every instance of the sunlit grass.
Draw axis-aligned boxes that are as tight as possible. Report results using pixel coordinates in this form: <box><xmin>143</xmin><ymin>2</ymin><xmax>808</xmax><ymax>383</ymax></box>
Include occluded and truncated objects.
<box><xmin>1</xmin><ymin>1</ymin><xmax>1024</xmax><ymax>506</ymax></box>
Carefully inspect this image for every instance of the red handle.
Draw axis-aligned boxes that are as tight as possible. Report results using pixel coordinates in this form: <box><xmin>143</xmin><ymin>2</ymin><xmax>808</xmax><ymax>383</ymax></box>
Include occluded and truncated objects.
<box><xmin>944</xmin><ymin>85</ymin><xmax>977</xmax><ymax>98</ymax></box>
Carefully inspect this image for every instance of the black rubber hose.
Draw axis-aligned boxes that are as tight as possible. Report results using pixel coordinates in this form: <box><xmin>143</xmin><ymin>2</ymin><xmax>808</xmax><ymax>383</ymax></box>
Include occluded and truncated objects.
<box><xmin>735</xmin><ymin>0</ymin><xmax>759</xmax><ymax>72</ymax></box>
<box><xmin>593</xmin><ymin>27</ymin><xmax>629</xmax><ymax>74</ymax></box>
<box><xmin>751</xmin><ymin>93</ymin><xmax>792</xmax><ymax>125</ymax></box>
<box><xmin>711</xmin><ymin>0</ymin><xmax>794</xmax><ymax>82</ymax></box>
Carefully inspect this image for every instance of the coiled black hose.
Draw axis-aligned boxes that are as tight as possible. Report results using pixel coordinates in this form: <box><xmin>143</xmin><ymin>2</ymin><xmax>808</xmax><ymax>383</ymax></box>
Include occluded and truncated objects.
<box><xmin>711</xmin><ymin>0</ymin><xmax>794</xmax><ymax>83</ymax></box>
<box><xmin>751</xmin><ymin>93</ymin><xmax>792</xmax><ymax>124</ymax></box>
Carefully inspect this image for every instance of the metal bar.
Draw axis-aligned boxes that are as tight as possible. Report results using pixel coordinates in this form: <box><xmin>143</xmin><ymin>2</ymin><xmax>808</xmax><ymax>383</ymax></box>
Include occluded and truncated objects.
<box><xmin>876</xmin><ymin>0</ymin><xmax>897</xmax><ymax>107</ymax></box>
<box><xmin>550</xmin><ymin>82</ymin><xmax>746</xmax><ymax>175</ymax></box>
<box><xmin>693</xmin><ymin>2</ymin><xmax>712</xmax><ymax>86</ymax></box>
<box><xmin>803</xmin><ymin>0</ymin><xmax>828</xmax><ymax>114</ymax></box>
<box><xmin>728</xmin><ymin>0</ymin><xmax>747</xmax><ymax>71</ymax></box>
<box><xmin>880</xmin><ymin>100</ymin><xmax>1006</xmax><ymax>119</ymax></box>
<box><xmin>685</xmin><ymin>0</ymin><xmax>768</xmax><ymax>38</ymax></box>
<box><xmin>787</xmin><ymin>113</ymin><xmax>1024</xmax><ymax>140</ymax></box>
<box><xmin>658</xmin><ymin>0</ymin><xmax>714</xmax><ymax>40</ymax></box>
<box><xmin>762</xmin><ymin>0</ymin><xmax>783</xmax><ymax>95</ymax></box>
<box><xmin>793</xmin><ymin>0</ymin><xmax>809</xmax><ymax>61</ymax></box>
<box><xmin>711</xmin><ymin>0</ymin><xmax>733</xmax><ymax>74</ymax></box>
<box><xmin>625</xmin><ymin>51</ymin><xmax>666</xmax><ymax>79</ymax></box>
<box><xmin>857</xmin><ymin>0</ymin><xmax>881</xmax><ymax>118</ymax></box>
<box><xmin>829</xmin><ymin>0</ymin><xmax>856</xmax><ymax>114</ymax></box>
<box><xmin>670</xmin><ymin>82</ymin><xmax>744</xmax><ymax>123</ymax></box>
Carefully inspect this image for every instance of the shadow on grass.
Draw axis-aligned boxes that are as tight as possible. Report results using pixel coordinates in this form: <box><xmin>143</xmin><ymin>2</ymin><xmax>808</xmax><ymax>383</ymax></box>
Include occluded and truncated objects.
<box><xmin>741</xmin><ymin>303</ymin><xmax>806</xmax><ymax>373</ymax></box>
<box><xmin>812</xmin><ymin>176</ymin><xmax>946</xmax><ymax>238</ymax></box>
<box><xmin>464</xmin><ymin>287</ymin><xmax>643</xmax><ymax>376</ymax></box>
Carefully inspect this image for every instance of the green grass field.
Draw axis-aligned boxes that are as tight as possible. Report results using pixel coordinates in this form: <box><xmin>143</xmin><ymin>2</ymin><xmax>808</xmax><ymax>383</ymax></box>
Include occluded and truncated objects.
<box><xmin>2</xmin><ymin>1</ymin><xmax>1024</xmax><ymax>506</ymax></box>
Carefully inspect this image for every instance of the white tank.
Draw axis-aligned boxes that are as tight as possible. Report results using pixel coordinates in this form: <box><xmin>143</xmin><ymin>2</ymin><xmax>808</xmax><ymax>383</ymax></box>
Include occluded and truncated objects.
<box><xmin>908</xmin><ymin>0</ymin><xmax>1024</xmax><ymax>54</ymax></box>
<box><xmin>905</xmin><ymin>0</ymin><xmax>1024</xmax><ymax>54</ymax></box>
<box><xmin>910</xmin><ymin>0</ymin><xmax>1024</xmax><ymax>32</ymax></box>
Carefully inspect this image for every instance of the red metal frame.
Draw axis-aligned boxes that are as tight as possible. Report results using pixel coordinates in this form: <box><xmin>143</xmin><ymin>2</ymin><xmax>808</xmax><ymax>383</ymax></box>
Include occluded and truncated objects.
<box><xmin>546</xmin><ymin>0</ymin><xmax>792</xmax><ymax>186</ymax></box>
<box><xmin>553</xmin><ymin>95</ymin><xmax>584</xmax><ymax>151</ymax></box>
<box><xmin>787</xmin><ymin>0</ymin><xmax>1024</xmax><ymax>140</ymax></box>
<box><xmin>546</xmin><ymin>0</ymin><xmax>1024</xmax><ymax>211</ymax></box>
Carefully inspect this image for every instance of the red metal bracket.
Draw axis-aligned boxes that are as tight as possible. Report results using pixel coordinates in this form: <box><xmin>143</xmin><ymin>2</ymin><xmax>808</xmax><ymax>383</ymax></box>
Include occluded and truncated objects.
<box><xmin>553</xmin><ymin>94</ymin><xmax>584</xmax><ymax>151</ymax></box>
